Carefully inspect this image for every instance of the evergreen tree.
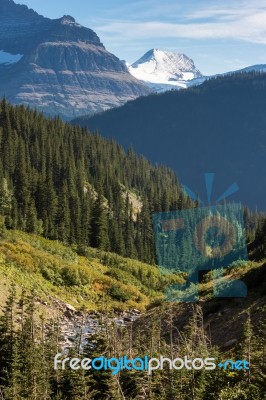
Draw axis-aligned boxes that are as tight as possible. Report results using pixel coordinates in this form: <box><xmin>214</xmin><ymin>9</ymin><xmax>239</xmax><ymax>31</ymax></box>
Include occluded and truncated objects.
<box><xmin>91</xmin><ymin>189</ymin><xmax>109</xmax><ymax>251</ymax></box>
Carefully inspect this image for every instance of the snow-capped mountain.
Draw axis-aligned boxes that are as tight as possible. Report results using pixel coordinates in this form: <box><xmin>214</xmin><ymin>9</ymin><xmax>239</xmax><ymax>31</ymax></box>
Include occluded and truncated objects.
<box><xmin>0</xmin><ymin>0</ymin><xmax>151</xmax><ymax>120</ymax></box>
<box><xmin>128</xmin><ymin>49</ymin><xmax>204</xmax><ymax>92</ymax></box>
<box><xmin>226</xmin><ymin>64</ymin><xmax>266</xmax><ymax>75</ymax></box>
<box><xmin>128</xmin><ymin>49</ymin><xmax>266</xmax><ymax>93</ymax></box>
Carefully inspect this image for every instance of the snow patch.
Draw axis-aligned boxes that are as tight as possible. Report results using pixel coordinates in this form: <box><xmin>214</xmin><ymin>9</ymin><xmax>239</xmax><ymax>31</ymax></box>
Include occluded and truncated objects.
<box><xmin>0</xmin><ymin>50</ymin><xmax>23</xmax><ymax>65</ymax></box>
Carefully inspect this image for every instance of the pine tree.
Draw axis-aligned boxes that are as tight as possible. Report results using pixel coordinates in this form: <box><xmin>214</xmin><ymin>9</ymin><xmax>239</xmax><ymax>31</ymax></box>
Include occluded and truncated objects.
<box><xmin>0</xmin><ymin>178</ymin><xmax>12</xmax><ymax>217</ymax></box>
<box><xmin>0</xmin><ymin>284</ymin><xmax>16</xmax><ymax>393</ymax></box>
<box><xmin>90</xmin><ymin>189</ymin><xmax>109</xmax><ymax>251</ymax></box>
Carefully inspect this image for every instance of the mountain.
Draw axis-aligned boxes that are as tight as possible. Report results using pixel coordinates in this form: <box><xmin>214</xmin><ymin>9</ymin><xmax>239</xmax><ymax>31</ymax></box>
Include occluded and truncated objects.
<box><xmin>128</xmin><ymin>48</ymin><xmax>266</xmax><ymax>93</ymax></box>
<box><xmin>225</xmin><ymin>64</ymin><xmax>266</xmax><ymax>75</ymax></box>
<box><xmin>72</xmin><ymin>72</ymin><xmax>266</xmax><ymax>211</ymax></box>
<box><xmin>128</xmin><ymin>48</ymin><xmax>204</xmax><ymax>92</ymax></box>
<box><xmin>0</xmin><ymin>64</ymin><xmax>265</xmax><ymax>397</ymax></box>
<box><xmin>0</xmin><ymin>0</ymin><xmax>151</xmax><ymax>120</ymax></box>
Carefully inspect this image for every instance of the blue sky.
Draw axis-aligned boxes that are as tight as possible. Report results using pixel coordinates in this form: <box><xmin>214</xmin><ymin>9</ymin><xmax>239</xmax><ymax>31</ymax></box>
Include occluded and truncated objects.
<box><xmin>18</xmin><ymin>0</ymin><xmax>266</xmax><ymax>75</ymax></box>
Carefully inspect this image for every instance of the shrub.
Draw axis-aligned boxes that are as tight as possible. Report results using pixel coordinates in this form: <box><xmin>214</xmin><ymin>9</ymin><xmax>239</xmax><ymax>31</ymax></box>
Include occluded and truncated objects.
<box><xmin>218</xmin><ymin>384</ymin><xmax>250</xmax><ymax>400</ymax></box>
<box><xmin>40</xmin><ymin>265</ymin><xmax>63</xmax><ymax>285</ymax></box>
<box><xmin>0</xmin><ymin>215</ymin><xmax>6</xmax><ymax>237</ymax></box>
<box><xmin>109</xmin><ymin>285</ymin><xmax>132</xmax><ymax>302</ymax></box>
<box><xmin>61</xmin><ymin>266</ymin><xmax>81</xmax><ymax>286</ymax></box>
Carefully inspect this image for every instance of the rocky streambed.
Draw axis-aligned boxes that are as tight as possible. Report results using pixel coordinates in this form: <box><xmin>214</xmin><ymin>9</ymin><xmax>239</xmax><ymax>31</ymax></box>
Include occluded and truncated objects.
<box><xmin>50</xmin><ymin>300</ymin><xmax>142</xmax><ymax>351</ymax></box>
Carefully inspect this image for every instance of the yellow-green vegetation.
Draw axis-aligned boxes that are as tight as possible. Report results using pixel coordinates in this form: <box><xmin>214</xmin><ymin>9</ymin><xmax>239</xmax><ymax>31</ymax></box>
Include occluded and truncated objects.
<box><xmin>0</xmin><ymin>230</ymin><xmax>182</xmax><ymax>312</ymax></box>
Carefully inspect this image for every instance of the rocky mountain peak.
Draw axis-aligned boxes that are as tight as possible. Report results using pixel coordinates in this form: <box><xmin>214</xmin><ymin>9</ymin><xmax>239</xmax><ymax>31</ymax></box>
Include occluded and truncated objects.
<box><xmin>60</xmin><ymin>15</ymin><xmax>76</xmax><ymax>24</ymax></box>
<box><xmin>0</xmin><ymin>0</ymin><xmax>44</xmax><ymax>20</ymax></box>
<box><xmin>0</xmin><ymin>1</ymin><xmax>151</xmax><ymax>120</ymax></box>
<box><xmin>129</xmin><ymin>48</ymin><xmax>203</xmax><ymax>92</ymax></box>
<box><xmin>130</xmin><ymin>48</ymin><xmax>202</xmax><ymax>81</ymax></box>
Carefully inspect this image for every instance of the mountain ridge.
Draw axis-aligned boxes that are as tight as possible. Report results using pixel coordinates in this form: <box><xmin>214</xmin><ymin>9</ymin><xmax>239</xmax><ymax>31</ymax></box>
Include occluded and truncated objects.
<box><xmin>0</xmin><ymin>0</ymin><xmax>151</xmax><ymax>119</ymax></box>
<box><xmin>128</xmin><ymin>48</ymin><xmax>266</xmax><ymax>93</ymax></box>
<box><xmin>72</xmin><ymin>72</ymin><xmax>266</xmax><ymax>210</ymax></box>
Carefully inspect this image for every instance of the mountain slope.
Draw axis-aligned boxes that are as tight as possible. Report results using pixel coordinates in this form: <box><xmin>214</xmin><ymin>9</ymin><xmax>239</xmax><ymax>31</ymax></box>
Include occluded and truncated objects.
<box><xmin>0</xmin><ymin>229</ymin><xmax>172</xmax><ymax>312</ymax></box>
<box><xmin>128</xmin><ymin>48</ymin><xmax>203</xmax><ymax>92</ymax></box>
<box><xmin>73</xmin><ymin>72</ymin><xmax>266</xmax><ymax>210</ymax></box>
<box><xmin>0</xmin><ymin>98</ymin><xmax>191</xmax><ymax>265</ymax></box>
<box><xmin>0</xmin><ymin>0</ymin><xmax>151</xmax><ymax>120</ymax></box>
<box><xmin>226</xmin><ymin>64</ymin><xmax>266</xmax><ymax>75</ymax></box>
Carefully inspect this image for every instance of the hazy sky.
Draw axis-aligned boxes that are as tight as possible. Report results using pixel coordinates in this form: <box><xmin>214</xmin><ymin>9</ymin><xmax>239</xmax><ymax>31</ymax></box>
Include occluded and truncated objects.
<box><xmin>18</xmin><ymin>0</ymin><xmax>266</xmax><ymax>75</ymax></box>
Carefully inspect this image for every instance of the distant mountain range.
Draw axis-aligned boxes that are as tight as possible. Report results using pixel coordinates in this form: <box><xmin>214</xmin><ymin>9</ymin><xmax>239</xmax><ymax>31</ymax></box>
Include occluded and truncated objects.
<box><xmin>127</xmin><ymin>48</ymin><xmax>266</xmax><ymax>93</ymax></box>
<box><xmin>72</xmin><ymin>72</ymin><xmax>266</xmax><ymax>211</ymax></box>
<box><xmin>0</xmin><ymin>0</ymin><xmax>151</xmax><ymax>120</ymax></box>
<box><xmin>1</xmin><ymin>0</ymin><xmax>266</xmax><ymax>124</ymax></box>
<box><xmin>225</xmin><ymin>64</ymin><xmax>266</xmax><ymax>75</ymax></box>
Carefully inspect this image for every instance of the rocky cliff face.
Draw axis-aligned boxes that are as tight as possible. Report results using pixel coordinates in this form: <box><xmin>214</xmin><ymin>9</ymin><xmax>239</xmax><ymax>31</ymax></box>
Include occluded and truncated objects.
<box><xmin>0</xmin><ymin>0</ymin><xmax>151</xmax><ymax>119</ymax></box>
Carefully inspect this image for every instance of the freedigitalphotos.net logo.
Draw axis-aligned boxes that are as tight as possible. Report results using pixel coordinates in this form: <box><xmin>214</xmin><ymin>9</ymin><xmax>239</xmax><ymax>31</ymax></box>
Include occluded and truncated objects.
<box><xmin>54</xmin><ymin>354</ymin><xmax>250</xmax><ymax>375</ymax></box>
<box><xmin>152</xmin><ymin>174</ymin><xmax>248</xmax><ymax>302</ymax></box>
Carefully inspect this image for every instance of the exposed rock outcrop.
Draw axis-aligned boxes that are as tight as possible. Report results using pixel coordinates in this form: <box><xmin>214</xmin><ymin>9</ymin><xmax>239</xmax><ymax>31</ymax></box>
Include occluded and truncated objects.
<box><xmin>0</xmin><ymin>0</ymin><xmax>151</xmax><ymax>119</ymax></box>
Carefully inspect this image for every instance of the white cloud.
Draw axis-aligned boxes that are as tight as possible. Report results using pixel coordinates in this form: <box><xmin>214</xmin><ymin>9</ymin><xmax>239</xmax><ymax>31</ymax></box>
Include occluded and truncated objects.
<box><xmin>186</xmin><ymin>0</ymin><xmax>266</xmax><ymax>18</ymax></box>
<box><xmin>95</xmin><ymin>0</ymin><xmax>266</xmax><ymax>45</ymax></box>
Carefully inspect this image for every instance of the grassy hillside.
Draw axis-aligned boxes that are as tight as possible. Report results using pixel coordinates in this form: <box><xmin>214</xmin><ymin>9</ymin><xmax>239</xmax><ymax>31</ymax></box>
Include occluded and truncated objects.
<box><xmin>0</xmin><ymin>227</ymin><xmax>265</xmax><ymax>320</ymax></box>
<box><xmin>0</xmin><ymin>229</ymin><xmax>182</xmax><ymax>313</ymax></box>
